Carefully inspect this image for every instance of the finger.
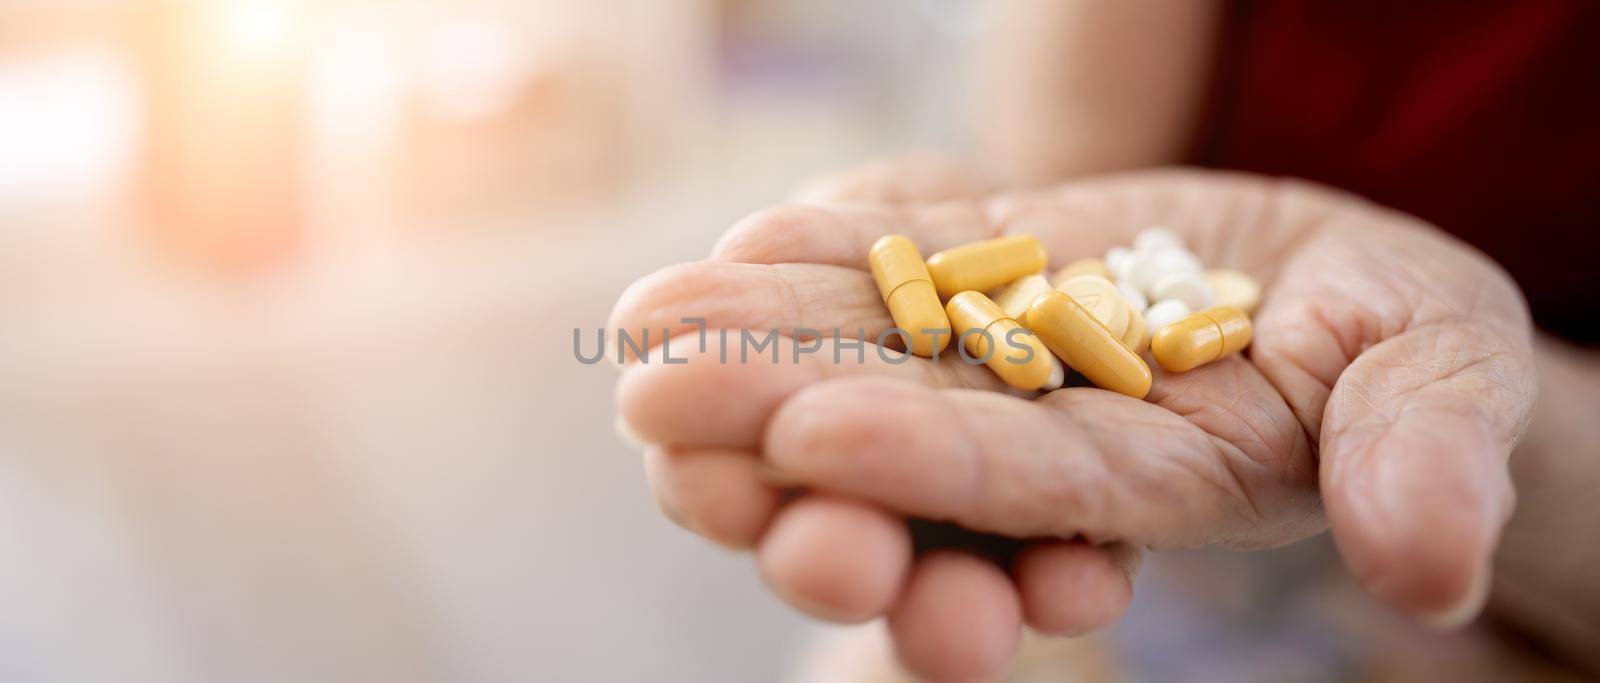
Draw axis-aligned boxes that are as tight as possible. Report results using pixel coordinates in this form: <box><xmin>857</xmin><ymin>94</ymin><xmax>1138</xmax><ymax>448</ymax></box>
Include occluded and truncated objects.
<box><xmin>790</xmin><ymin>155</ymin><xmax>990</xmax><ymax>205</ymax></box>
<box><xmin>1249</xmin><ymin>220</ymin><xmax>1537</xmax><ymax>627</ymax></box>
<box><xmin>1319</xmin><ymin>322</ymin><xmax>1533</xmax><ymax>626</ymax></box>
<box><xmin>616</xmin><ymin>332</ymin><xmax>1001</xmax><ymax>449</ymax></box>
<box><xmin>713</xmin><ymin>201</ymin><xmax>996</xmax><ymax>269</ymax></box>
<box><xmin>643</xmin><ymin>446</ymin><xmax>781</xmax><ymax>549</ymax></box>
<box><xmin>1013</xmin><ymin>541</ymin><xmax>1141</xmax><ymax>636</ymax></box>
<box><xmin>765</xmin><ymin>374</ymin><xmax>1318</xmax><ymax>549</ymax></box>
<box><xmin>607</xmin><ymin>261</ymin><xmax>888</xmax><ymax>363</ymax></box>
<box><xmin>715</xmin><ymin>169</ymin><xmax>1318</xmax><ymax>275</ymax></box>
<box><xmin>887</xmin><ymin>551</ymin><xmax>1022</xmax><ymax>683</ymax></box>
<box><xmin>757</xmin><ymin>495</ymin><xmax>912</xmax><ymax>623</ymax></box>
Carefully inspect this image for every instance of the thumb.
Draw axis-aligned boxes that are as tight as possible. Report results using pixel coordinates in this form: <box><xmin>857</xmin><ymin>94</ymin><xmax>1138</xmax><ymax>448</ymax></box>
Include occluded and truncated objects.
<box><xmin>1319</xmin><ymin>319</ymin><xmax>1535</xmax><ymax>626</ymax></box>
<box><xmin>1250</xmin><ymin>213</ymin><xmax>1538</xmax><ymax>628</ymax></box>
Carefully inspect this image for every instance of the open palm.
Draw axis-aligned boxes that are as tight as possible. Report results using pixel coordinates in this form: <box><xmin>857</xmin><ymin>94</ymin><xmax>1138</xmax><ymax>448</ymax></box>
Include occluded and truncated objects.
<box><xmin>610</xmin><ymin>165</ymin><xmax>1534</xmax><ymax>682</ymax></box>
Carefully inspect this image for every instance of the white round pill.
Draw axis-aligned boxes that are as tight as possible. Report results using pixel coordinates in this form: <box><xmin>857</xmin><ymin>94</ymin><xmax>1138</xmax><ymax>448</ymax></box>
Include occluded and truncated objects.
<box><xmin>1126</xmin><ymin>247</ymin><xmax>1203</xmax><ymax>294</ymax></box>
<box><xmin>1105</xmin><ymin>246</ymin><xmax>1134</xmax><ymax>280</ymax></box>
<box><xmin>1143</xmin><ymin>299</ymin><xmax>1194</xmax><ymax>333</ymax></box>
<box><xmin>1133</xmin><ymin>226</ymin><xmax>1183</xmax><ymax>252</ymax></box>
<box><xmin>1149</xmin><ymin>271</ymin><xmax>1215</xmax><ymax>311</ymax></box>
<box><xmin>1116</xmin><ymin>280</ymin><xmax>1148</xmax><ymax>312</ymax></box>
<box><xmin>1057</xmin><ymin>274</ymin><xmax>1130</xmax><ymax>338</ymax></box>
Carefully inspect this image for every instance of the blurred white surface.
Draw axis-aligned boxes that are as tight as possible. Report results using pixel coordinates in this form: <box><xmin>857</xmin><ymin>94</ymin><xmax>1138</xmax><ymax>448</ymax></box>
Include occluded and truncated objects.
<box><xmin>0</xmin><ymin>1</ymin><xmax>982</xmax><ymax>680</ymax></box>
<box><xmin>0</xmin><ymin>141</ymin><xmax>862</xmax><ymax>682</ymax></box>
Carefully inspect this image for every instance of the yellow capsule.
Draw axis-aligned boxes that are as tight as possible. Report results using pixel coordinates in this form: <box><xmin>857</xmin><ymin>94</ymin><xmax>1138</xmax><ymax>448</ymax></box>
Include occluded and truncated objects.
<box><xmin>926</xmin><ymin>235</ymin><xmax>1047</xmax><ymax>299</ymax></box>
<box><xmin>1027</xmin><ymin>292</ymin><xmax>1151</xmax><ymax>398</ymax></box>
<box><xmin>989</xmin><ymin>273</ymin><xmax>1052</xmax><ymax>326</ymax></box>
<box><xmin>869</xmin><ymin>235</ymin><xmax>952</xmax><ymax>357</ymax></box>
<box><xmin>1049</xmin><ymin>257</ymin><xmax>1112</xmax><ymax>288</ymax></box>
<box><xmin>946</xmin><ymin>291</ymin><xmax>1063</xmax><ymax>391</ymax></box>
<box><xmin>1150</xmin><ymin>306</ymin><xmax>1253</xmax><ymax>373</ymax></box>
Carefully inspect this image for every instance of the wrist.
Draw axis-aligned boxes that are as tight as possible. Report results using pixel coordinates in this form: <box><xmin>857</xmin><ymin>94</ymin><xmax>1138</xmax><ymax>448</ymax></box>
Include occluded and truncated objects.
<box><xmin>1489</xmin><ymin>333</ymin><xmax>1600</xmax><ymax>673</ymax></box>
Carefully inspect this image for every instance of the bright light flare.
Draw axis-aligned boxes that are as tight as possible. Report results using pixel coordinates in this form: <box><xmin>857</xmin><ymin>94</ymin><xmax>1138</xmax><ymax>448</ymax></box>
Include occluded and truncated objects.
<box><xmin>417</xmin><ymin>19</ymin><xmax>531</xmax><ymax>123</ymax></box>
<box><xmin>0</xmin><ymin>51</ymin><xmax>139</xmax><ymax>205</ymax></box>
<box><xmin>215</xmin><ymin>0</ymin><xmax>296</xmax><ymax>61</ymax></box>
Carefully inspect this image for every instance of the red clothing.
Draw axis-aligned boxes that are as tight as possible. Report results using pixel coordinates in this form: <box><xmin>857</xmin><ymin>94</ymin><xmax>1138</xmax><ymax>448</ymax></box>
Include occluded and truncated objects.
<box><xmin>1194</xmin><ymin>0</ymin><xmax>1600</xmax><ymax>343</ymax></box>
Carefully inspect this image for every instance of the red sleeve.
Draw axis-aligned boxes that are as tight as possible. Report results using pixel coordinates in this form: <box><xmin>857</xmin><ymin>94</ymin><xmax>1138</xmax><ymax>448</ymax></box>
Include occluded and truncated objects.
<box><xmin>1193</xmin><ymin>0</ymin><xmax>1600</xmax><ymax>343</ymax></box>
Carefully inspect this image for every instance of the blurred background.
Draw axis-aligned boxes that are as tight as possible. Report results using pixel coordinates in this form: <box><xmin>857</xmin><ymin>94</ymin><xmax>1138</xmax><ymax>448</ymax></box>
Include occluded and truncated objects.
<box><xmin>0</xmin><ymin>1</ymin><xmax>976</xmax><ymax>681</ymax></box>
<box><xmin>6</xmin><ymin>2</ymin><xmax>1572</xmax><ymax>682</ymax></box>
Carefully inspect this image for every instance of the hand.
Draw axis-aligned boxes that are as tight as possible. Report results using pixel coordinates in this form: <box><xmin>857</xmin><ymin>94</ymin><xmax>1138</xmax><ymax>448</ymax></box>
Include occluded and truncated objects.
<box><xmin>610</xmin><ymin>164</ymin><xmax>1535</xmax><ymax>682</ymax></box>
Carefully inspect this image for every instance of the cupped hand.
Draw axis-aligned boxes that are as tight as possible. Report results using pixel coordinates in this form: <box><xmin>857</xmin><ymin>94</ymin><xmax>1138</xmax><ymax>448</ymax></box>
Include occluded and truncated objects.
<box><xmin>609</xmin><ymin>163</ymin><xmax>1534</xmax><ymax>682</ymax></box>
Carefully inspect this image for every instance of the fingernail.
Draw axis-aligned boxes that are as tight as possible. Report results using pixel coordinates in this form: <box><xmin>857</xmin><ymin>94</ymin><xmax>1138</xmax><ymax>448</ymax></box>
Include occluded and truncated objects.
<box><xmin>1419</xmin><ymin>560</ymin><xmax>1492</xmax><ymax>630</ymax></box>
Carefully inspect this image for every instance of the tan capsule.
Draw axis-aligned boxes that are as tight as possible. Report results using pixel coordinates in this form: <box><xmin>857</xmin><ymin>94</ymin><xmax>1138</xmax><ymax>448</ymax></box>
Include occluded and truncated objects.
<box><xmin>1205</xmin><ymin>269</ymin><xmax>1263</xmax><ymax>314</ymax></box>
<box><xmin>1049</xmin><ymin>257</ymin><xmax>1112</xmax><ymax>288</ymax></box>
<box><xmin>990</xmin><ymin>273</ymin><xmax>1052</xmax><ymax>326</ymax></box>
<box><xmin>1120</xmin><ymin>303</ymin><xmax>1149</xmax><ymax>356</ymax></box>
<box><xmin>946</xmin><ymin>291</ymin><xmax>1063</xmax><ymax>391</ymax></box>
<box><xmin>926</xmin><ymin>235</ymin><xmax>1047</xmax><ymax>299</ymax></box>
<box><xmin>869</xmin><ymin>235</ymin><xmax>952</xmax><ymax>357</ymax></box>
<box><xmin>1056</xmin><ymin>274</ymin><xmax>1130</xmax><ymax>339</ymax></box>
<box><xmin>1027</xmin><ymin>291</ymin><xmax>1151</xmax><ymax>399</ymax></box>
<box><xmin>1150</xmin><ymin>306</ymin><xmax>1253</xmax><ymax>373</ymax></box>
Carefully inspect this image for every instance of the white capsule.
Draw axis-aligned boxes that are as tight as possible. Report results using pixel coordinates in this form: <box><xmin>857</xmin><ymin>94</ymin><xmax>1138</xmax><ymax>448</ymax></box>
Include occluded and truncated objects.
<box><xmin>1149</xmin><ymin>271</ymin><xmax>1215</xmax><ymax>311</ymax></box>
<box><xmin>1133</xmin><ymin>226</ymin><xmax>1183</xmax><ymax>252</ymax></box>
<box><xmin>1116</xmin><ymin>280</ymin><xmax>1148</xmax><ymax>312</ymax></box>
<box><xmin>1126</xmin><ymin>247</ymin><xmax>1203</xmax><ymax>294</ymax></box>
<box><xmin>1105</xmin><ymin>246</ymin><xmax>1134</xmax><ymax>281</ymax></box>
<box><xmin>1143</xmin><ymin>299</ymin><xmax>1194</xmax><ymax>333</ymax></box>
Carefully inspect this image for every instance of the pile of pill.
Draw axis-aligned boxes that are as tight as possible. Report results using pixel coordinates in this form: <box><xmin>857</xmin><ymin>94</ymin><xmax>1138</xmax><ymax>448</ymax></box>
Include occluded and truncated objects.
<box><xmin>869</xmin><ymin>227</ymin><xmax>1260</xmax><ymax>400</ymax></box>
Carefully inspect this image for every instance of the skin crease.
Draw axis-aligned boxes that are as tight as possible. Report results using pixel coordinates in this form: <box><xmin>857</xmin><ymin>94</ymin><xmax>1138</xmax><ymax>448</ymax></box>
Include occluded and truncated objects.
<box><xmin>611</xmin><ymin>165</ymin><xmax>1545</xmax><ymax>679</ymax></box>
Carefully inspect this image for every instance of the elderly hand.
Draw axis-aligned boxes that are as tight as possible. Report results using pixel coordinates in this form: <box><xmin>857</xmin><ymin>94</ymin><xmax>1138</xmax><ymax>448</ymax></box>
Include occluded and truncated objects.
<box><xmin>609</xmin><ymin>163</ymin><xmax>1535</xmax><ymax>683</ymax></box>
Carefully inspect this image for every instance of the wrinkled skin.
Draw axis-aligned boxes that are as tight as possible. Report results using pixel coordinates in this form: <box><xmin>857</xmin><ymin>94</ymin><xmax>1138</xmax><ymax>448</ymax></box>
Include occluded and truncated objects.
<box><xmin>610</xmin><ymin>163</ymin><xmax>1536</xmax><ymax>683</ymax></box>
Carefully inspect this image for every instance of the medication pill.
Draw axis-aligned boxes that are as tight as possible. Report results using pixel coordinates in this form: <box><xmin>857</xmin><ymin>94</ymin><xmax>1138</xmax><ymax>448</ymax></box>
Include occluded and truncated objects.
<box><xmin>1133</xmin><ymin>226</ymin><xmax>1183</xmax><ymax>252</ymax></box>
<box><xmin>1115</xmin><ymin>280</ymin><xmax>1148</xmax><ymax>312</ymax></box>
<box><xmin>926</xmin><ymin>235</ymin><xmax>1047</xmax><ymax>299</ymax></box>
<box><xmin>1120</xmin><ymin>303</ymin><xmax>1149</xmax><ymax>356</ymax></box>
<box><xmin>1049</xmin><ymin>258</ymin><xmax>1111</xmax><ymax>289</ymax></box>
<box><xmin>1205</xmin><ymin>268</ymin><xmax>1262</xmax><ymax>314</ymax></box>
<box><xmin>1028</xmin><ymin>291</ymin><xmax>1152</xmax><ymax>399</ymax></box>
<box><xmin>1151</xmin><ymin>306</ymin><xmax>1253</xmax><ymax>373</ymax></box>
<box><xmin>1105</xmin><ymin>246</ymin><xmax>1135</xmax><ymax>281</ymax></box>
<box><xmin>991</xmin><ymin>273</ymin><xmax>1052</xmax><ymax>325</ymax></box>
<box><xmin>946</xmin><ymin>292</ymin><xmax>1063</xmax><ymax>391</ymax></box>
<box><xmin>1143</xmin><ymin>299</ymin><xmax>1193</xmax><ymax>334</ymax></box>
<box><xmin>869</xmin><ymin>235</ymin><xmax>952</xmax><ymax>357</ymax></box>
<box><xmin>1125</xmin><ymin>247</ymin><xmax>1203</xmax><ymax>294</ymax></box>
<box><xmin>1149</xmin><ymin>271</ymin><xmax>1216</xmax><ymax>311</ymax></box>
<box><xmin>1056</xmin><ymin>274</ymin><xmax>1129</xmax><ymax>339</ymax></box>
